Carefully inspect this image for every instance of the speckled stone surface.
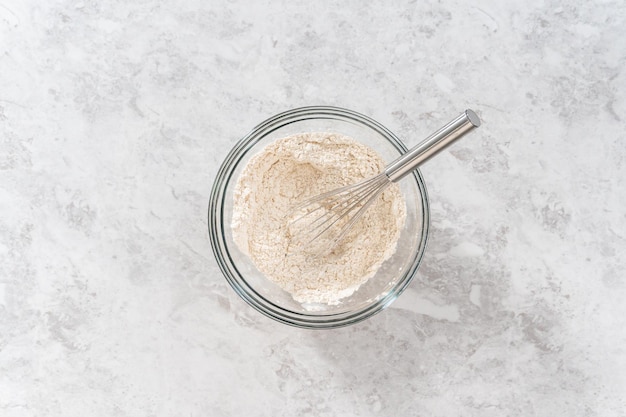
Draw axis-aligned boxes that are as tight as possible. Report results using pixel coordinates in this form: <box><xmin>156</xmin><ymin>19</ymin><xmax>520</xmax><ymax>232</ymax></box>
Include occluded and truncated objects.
<box><xmin>1</xmin><ymin>0</ymin><xmax>625</xmax><ymax>416</ymax></box>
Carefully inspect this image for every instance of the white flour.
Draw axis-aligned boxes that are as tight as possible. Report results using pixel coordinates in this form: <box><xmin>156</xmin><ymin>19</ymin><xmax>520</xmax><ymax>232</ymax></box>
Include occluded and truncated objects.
<box><xmin>231</xmin><ymin>132</ymin><xmax>406</xmax><ymax>305</ymax></box>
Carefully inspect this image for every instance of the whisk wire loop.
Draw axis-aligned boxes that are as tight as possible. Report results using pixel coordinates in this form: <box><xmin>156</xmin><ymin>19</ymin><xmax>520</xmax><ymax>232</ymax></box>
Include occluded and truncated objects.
<box><xmin>304</xmin><ymin>174</ymin><xmax>390</xmax><ymax>244</ymax></box>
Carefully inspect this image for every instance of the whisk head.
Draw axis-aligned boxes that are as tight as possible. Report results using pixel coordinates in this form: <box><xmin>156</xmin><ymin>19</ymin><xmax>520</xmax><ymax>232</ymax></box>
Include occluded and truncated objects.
<box><xmin>287</xmin><ymin>173</ymin><xmax>392</xmax><ymax>256</ymax></box>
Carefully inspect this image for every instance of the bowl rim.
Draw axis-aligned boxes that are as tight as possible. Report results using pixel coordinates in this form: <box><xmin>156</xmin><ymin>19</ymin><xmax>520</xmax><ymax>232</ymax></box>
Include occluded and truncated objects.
<box><xmin>208</xmin><ymin>105</ymin><xmax>430</xmax><ymax>329</ymax></box>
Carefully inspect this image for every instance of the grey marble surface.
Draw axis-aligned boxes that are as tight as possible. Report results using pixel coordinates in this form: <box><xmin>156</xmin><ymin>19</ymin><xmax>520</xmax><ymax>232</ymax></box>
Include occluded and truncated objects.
<box><xmin>1</xmin><ymin>0</ymin><xmax>625</xmax><ymax>416</ymax></box>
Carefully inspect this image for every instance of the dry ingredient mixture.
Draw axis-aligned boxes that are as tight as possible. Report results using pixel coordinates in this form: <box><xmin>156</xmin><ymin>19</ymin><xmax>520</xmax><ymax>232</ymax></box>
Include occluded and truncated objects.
<box><xmin>231</xmin><ymin>132</ymin><xmax>406</xmax><ymax>305</ymax></box>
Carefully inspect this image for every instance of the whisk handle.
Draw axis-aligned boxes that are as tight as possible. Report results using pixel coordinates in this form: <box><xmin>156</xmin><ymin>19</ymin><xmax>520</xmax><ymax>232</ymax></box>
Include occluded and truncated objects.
<box><xmin>385</xmin><ymin>109</ymin><xmax>481</xmax><ymax>182</ymax></box>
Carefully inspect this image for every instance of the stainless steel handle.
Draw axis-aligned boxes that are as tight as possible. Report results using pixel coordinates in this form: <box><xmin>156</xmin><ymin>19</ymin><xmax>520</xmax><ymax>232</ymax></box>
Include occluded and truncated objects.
<box><xmin>384</xmin><ymin>109</ymin><xmax>481</xmax><ymax>182</ymax></box>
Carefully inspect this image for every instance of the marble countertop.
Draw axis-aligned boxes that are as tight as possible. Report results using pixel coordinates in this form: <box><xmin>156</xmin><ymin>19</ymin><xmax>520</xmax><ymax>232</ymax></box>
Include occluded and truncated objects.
<box><xmin>1</xmin><ymin>0</ymin><xmax>625</xmax><ymax>416</ymax></box>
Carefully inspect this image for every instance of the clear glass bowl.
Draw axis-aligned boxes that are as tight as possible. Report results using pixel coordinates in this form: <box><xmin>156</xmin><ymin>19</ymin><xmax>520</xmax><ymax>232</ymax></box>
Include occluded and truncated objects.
<box><xmin>208</xmin><ymin>106</ymin><xmax>430</xmax><ymax>329</ymax></box>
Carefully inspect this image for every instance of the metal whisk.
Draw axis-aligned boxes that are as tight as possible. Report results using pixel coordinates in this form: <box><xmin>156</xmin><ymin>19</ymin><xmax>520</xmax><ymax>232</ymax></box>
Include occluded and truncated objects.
<box><xmin>289</xmin><ymin>109</ymin><xmax>481</xmax><ymax>254</ymax></box>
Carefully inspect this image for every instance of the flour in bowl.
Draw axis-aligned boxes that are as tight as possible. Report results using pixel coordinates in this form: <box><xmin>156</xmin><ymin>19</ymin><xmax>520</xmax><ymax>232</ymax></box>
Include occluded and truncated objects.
<box><xmin>231</xmin><ymin>132</ymin><xmax>406</xmax><ymax>305</ymax></box>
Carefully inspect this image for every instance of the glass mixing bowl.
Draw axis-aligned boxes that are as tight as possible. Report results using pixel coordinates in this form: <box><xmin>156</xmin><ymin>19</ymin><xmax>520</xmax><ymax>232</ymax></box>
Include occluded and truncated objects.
<box><xmin>208</xmin><ymin>106</ymin><xmax>429</xmax><ymax>329</ymax></box>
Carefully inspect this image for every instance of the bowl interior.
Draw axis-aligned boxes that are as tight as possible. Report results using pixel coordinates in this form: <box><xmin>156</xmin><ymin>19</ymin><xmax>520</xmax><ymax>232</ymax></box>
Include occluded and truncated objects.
<box><xmin>211</xmin><ymin>107</ymin><xmax>429</xmax><ymax>327</ymax></box>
